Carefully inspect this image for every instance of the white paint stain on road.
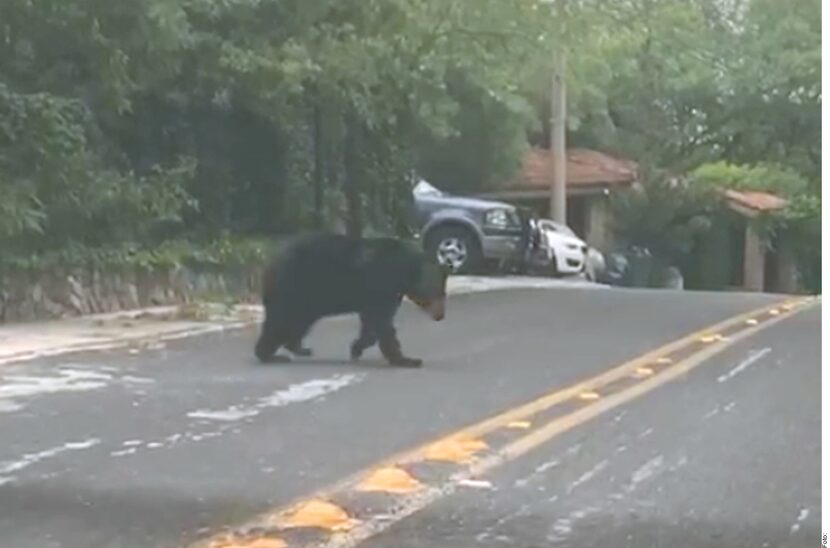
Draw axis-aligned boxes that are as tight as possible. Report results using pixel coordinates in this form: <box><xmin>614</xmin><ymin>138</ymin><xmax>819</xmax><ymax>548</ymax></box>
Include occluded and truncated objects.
<box><xmin>717</xmin><ymin>348</ymin><xmax>771</xmax><ymax>383</ymax></box>
<box><xmin>637</xmin><ymin>427</ymin><xmax>654</xmax><ymax>439</ymax></box>
<box><xmin>515</xmin><ymin>459</ymin><xmax>559</xmax><ymax>488</ymax></box>
<box><xmin>0</xmin><ymin>369</ymin><xmax>109</xmax><ymax>399</ymax></box>
<box><xmin>629</xmin><ymin>455</ymin><xmax>664</xmax><ymax>489</ymax></box>
<box><xmin>0</xmin><ymin>401</ymin><xmax>23</xmax><ymax>413</ymax></box>
<box><xmin>187</xmin><ymin>374</ymin><xmax>365</xmax><ymax>422</ymax></box>
<box><xmin>0</xmin><ymin>366</ymin><xmax>154</xmax><ymax>413</ymax></box>
<box><xmin>0</xmin><ymin>438</ymin><xmax>100</xmax><ymax>484</ymax></box>
<box><xmin>546</xmin><ymin>453</ymin><xmax>688</xmax><ymax>544</ymax></box>
<box><xmin>567</xmin><ymin>460</ymin><xmax>609</xmax><ymax>493</ymax></box>
<box><xmin>187</xmin><ymin>405</ymin><xmax>258</xmax><ymax>422</ymax></box>
<box><xmin>790</xmin><ymin>508</ymin><xmax>810</xmax><ymax>534</ymax></box>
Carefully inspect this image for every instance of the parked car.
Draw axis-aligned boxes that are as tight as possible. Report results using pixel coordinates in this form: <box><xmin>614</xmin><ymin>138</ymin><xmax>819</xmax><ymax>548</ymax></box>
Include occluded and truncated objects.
<box><xmin>535</xmin><ymin>219</ymin><xmax>605</xmax><ymax>280</ymax></box>
<box><xmin>596</xmin><ymin>245</ymin><xmax>652</xmax><ymax>287</ymax></box>
<box><xmin>412</xmin><ymin>180</ymin><xmax>529</xmax><ymax>273</ymax></box>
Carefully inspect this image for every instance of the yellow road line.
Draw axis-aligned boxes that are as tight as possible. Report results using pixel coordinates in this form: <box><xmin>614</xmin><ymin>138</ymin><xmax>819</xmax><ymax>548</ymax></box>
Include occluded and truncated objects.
<box><xmin>316</xmin><ymin>296</ymin><xmax>818</xmax><ymax>548</ymax></box>
<box><xmin>192</xmin><ymin>296</ymin><xmax>817</xmax><ymax>548</ymax></box>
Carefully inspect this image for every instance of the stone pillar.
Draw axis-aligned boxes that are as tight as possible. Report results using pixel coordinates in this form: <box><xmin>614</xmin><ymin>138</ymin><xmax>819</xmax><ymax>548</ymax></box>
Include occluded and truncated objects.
<box><xmin>774</xmin><ymin>236</ymin><xmax>799</xmax><ymax>294</ymax></box>
<box><xmin>743</xmin><ymin>222</ymin><xmax>766</xmax><ymax>292</ymax></box>
<box><xmin>585</xmin><ymin>195</ymin><xmax>609</xmax><ymax>250</ymax></box>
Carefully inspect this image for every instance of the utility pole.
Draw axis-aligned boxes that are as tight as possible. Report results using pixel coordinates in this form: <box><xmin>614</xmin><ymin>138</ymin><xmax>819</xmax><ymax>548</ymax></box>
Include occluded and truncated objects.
<box><xmin>549</xmin><ymin>49</ymin><xmax>567</xmax><ymax>224</ymax></box>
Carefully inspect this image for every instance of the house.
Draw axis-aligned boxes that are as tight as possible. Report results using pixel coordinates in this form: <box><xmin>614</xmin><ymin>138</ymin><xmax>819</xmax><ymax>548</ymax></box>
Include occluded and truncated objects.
<box><xmin>476</xmin><ymin>147</ymin><xmax>799</xmax><ymax>293</ymax></box>
<box><xmin>708</xmin><ymin>189</ymin><xmax>796</xmax><ymax>293</ymax></box>
<box><xmin>473</xmin><ymin>147</ymin><xmax>638</xmax><ymax>250</ymax></box>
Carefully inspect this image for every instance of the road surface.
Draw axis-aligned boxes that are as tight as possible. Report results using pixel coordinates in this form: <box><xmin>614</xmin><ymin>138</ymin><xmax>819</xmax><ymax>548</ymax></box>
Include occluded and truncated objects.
<box><xmin>0</xmin><ymin>287</ymin><xmax>820</xmax><ymax>548</ymax></box>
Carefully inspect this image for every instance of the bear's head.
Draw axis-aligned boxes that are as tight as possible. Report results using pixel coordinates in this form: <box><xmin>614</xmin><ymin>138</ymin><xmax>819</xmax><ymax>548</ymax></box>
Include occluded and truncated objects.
<box><xmin>406</xmin><ymin>259</ymin><xmax>450</xmax><ymax>321</ymax></box>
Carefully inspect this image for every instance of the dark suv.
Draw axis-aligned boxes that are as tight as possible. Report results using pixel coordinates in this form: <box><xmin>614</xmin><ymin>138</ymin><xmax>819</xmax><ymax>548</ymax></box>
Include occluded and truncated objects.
<box><xmin>412</xmin><ymin>180</ymin><xmax>530</xmax><ymax>273</ymax></box>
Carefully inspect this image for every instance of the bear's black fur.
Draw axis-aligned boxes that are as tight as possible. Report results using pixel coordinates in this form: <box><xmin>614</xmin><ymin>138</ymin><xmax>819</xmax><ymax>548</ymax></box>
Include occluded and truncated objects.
<box><xmin>255</xmin><ymin>233</ymin><xmax>449</xmax><ymax>367</ymax></box>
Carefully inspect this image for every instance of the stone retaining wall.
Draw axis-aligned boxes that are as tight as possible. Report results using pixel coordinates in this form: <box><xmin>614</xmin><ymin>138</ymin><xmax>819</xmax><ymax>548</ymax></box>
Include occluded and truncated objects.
<box><xmin>0</xmin><ymin>266</ymin><xmax>261</xmax><ymax>323</ymax></box>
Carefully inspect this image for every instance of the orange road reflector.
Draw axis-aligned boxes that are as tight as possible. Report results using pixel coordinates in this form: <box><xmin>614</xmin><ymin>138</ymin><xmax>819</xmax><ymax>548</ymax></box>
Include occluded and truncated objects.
<box><xmin>578</xmin><ymin>391</ymin><xmax>600</xmax><ymax>401</ymax></box>
<box><xmin>423</xmin><ymin>436</ymin><xmax>488</xmax><ymax>463</ymax></box>
<box><xmin>507</xmin><ymin>421</ymin><xmax>532</xmax><ymax>430</ymax></box>
<box><xmin>275</xmin><ymin>500</ymin><xmax>356</xmax><ymax>532</ymax></box>
<box><xmin>357</xmin><ymin>467</ymin><xmax>423</xmax><ymax>494</ymax></box>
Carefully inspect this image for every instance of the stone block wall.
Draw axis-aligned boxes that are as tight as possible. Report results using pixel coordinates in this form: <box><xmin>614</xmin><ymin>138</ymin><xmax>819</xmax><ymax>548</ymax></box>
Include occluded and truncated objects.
<box><xmin>0</xmin><ymin>266</ymin><xmax>261</xmax><ymax>323</ymax></box>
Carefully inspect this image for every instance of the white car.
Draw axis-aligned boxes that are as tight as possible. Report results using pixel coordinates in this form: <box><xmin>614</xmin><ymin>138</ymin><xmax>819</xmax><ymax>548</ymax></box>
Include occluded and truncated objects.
<box><xmin>536</xmin><ymin>220</ymin><xmax>605</xmax><ymax>280</ymax></box>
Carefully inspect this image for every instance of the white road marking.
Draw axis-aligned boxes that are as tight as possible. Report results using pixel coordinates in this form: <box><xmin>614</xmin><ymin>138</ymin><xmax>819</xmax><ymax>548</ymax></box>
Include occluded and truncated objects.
<box><xmin>717</xmin><ymin>348</ymin><xmax>772</xmax><ymax>383</ymax></box>
<box><xmin>637</xmin><ymin>427</ymin><xmax>654</xmax><ymax>439</ymax></box>
<box><xmin>567</xmin><ymin>460</ymin><xmax>609</xmax><ymax>493</ymax></box>
<box><xmin>629</xmin><ymin>455</ymin><xmax>664</xmax><ymax>489</ymax></box>
<box><xmin>0</xmin><ymin>438</ymin><xmax>100</xmax><ymax>481</ymax></box>
<box><xmin>514</xmin><ymin>459</ymin><xmax>559</xmax><ymax>488</ymax></box>
<box><xmin>187</xmin><ymin>374</ymin><xmax>364</xmax><ymax>422</ymax></box>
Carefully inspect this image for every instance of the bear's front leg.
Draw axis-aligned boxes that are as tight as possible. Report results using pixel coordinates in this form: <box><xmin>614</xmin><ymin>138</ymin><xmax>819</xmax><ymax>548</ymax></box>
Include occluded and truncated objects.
<box><xmin>350</xmin><ymin>312</ymin><xmax>379</xmax><ymax>360</ymax></box>
<box><xmin>357</xmin><ymin>302</ymin><xmax>422</xmax><ymax>367</ymax></box>
<box><xmin>374</xmin><ymin>313</ymin><xmax>422</xmax><ymax>368</ymax></box>
<box><xmin>378</xmin><ymin>332</ymin><xmax>422</xmax><ymax>368</ymax></box>
<box><xmin>255</xmin><ymin>312</ymin><xmax>296</xmax><ymax>363</ymax></box>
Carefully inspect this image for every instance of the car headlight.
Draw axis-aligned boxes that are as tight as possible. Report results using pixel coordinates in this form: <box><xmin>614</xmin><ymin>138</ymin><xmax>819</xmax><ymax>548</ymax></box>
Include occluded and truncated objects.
<box><xmin>484</xmin><ymin>209</ymin><xmax>516</xmax><ymax>229</ymax></box>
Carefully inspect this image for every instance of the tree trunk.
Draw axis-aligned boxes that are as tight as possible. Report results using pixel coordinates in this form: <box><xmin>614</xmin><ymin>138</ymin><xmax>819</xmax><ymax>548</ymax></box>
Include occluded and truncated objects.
<box><xmin>312</xmin><ymin>101</ymin><xmax>324</xmax><ymax>229</ymax></box>
<box><xmin>343</xmin><ymin>112</ymin><xmax>363</xmax><ymax>237</ymax></box>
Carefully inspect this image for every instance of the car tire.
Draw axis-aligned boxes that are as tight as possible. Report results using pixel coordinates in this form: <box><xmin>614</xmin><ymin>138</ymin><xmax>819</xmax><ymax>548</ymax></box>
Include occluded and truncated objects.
<box><xmin>426</xmin><ymin>226</ymin><xmax>482</xmax><ymax>274</ymax></box>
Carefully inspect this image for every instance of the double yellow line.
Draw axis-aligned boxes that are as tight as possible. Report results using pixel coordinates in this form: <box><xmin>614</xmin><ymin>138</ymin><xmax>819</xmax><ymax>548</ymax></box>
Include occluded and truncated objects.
<box><xmin>196</xmin><ymin>296</ymin><xmax>817</xmax><ymax>548</ymax></box>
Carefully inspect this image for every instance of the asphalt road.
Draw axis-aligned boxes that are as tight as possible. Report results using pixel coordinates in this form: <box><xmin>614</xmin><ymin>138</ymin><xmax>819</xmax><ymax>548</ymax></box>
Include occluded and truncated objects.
<box><xmin>0</xmin><ymin>287</ymin><xmax>819</xmax><ymax>548</ymax></box>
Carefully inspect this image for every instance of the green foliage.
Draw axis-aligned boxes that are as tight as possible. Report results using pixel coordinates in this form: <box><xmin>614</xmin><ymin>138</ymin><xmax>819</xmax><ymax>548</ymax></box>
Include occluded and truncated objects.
<box><xmin>0</xmin><ymin>0</ymin><xmax>820</xmax><ymax>289</ymax></box>
<box><xmin>1</xmin><ymin>0</ymin><xmax>547</xmax><ymax>256</ymax></box>
<box><xmin>553</xmin><ymin>0</ymin><xmax>820</xmax><ymax>186</ymax></box>
<box><xmin>689</xmin><ymin>162</ymin><xmax>819</xmax><ymax>248</ymax></box>
<box><xmin>614</xmin><ymin>161</ymin><xmax>821</xmax><ymax>291</ymax></box>
<box><xmin>610</xmin><ymin>173</ymin><xmax>720</xmax><ymax>264</ymax></box>
<box><xmin>689</xmin><ymin>162</ymin><xmax>812</xmax><ymax>197</ymax></box>
<box><xmin>0</xmin><ymin>83</ymin><xmax>196</xmax><ymax>253</ymax></box>
<box><xmin>0</xmin><ymin>236</ymin><xmax>275</xmax><ymax>272</ymax></box>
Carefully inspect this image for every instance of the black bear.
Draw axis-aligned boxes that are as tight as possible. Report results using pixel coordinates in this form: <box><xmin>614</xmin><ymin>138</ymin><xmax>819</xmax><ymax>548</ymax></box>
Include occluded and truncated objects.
<box><xmin>255</xmin><ymin>233</ymin><xmax>449</xmax><ymax>367</ymax></box>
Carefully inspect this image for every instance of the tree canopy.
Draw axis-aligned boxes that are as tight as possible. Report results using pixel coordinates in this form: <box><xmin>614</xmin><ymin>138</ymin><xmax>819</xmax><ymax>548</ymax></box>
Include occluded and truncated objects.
<box><xmin>0</xmin><ymin>0</ymin><xmax>820</xmax><ymax>276</ymax></box>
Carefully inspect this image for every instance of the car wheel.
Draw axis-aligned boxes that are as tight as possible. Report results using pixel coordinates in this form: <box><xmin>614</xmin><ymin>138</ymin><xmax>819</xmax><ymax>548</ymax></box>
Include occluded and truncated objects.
<box><xmin>426</xmin><ymin>226</ymin><xmax>482</xmax><ymax>274</ymax></box>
